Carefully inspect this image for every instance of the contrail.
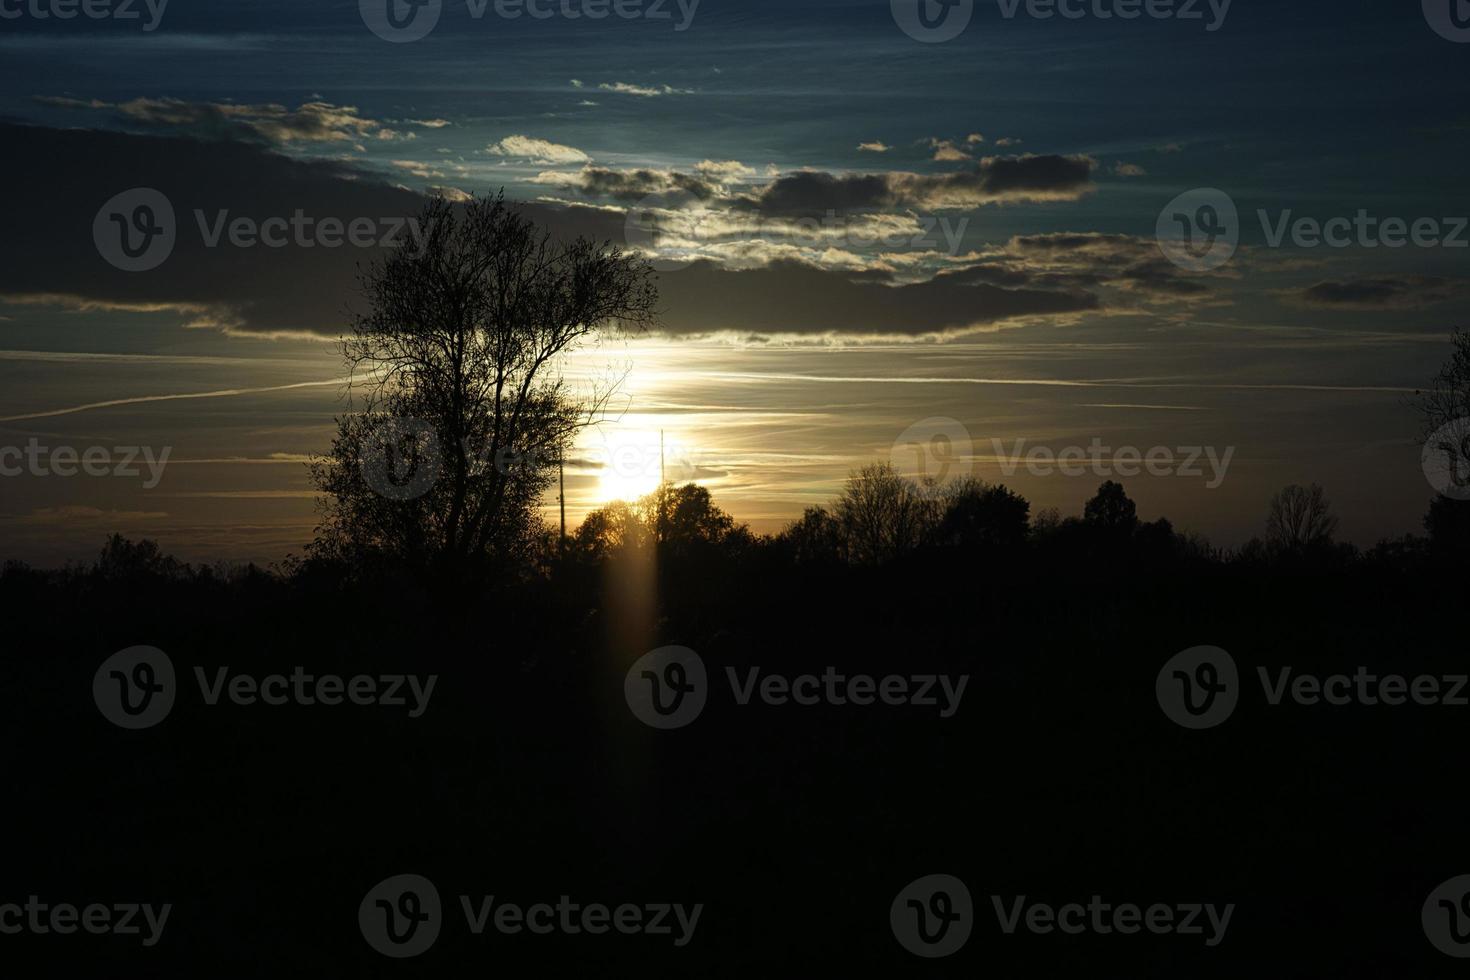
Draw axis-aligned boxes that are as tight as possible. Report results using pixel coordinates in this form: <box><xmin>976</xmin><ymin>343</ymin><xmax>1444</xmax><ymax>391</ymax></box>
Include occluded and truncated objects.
<box><xmin>0</xmin><ymin>378</ymin><xmax>348</xmax><ymax>423</ymax></box>
<box><xmin>690</xmin><ymin>371</ymin><xmax>1415</xmax><ymax>394</ymax></box>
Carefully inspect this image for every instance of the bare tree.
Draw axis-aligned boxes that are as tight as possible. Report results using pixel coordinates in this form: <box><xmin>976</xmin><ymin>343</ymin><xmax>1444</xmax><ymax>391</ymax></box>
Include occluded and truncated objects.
<box><xmin>1418</xmin><ymin>328</ymin><xmax>1470</xmax><ymax>437</ymax></box>
<box><xmin>1265</xmin><ymin>483</ymin><xmax>1338</xmax><ymax>553</ymax></box>
<box><xmin>309</xmin><ymin>193</ymin><xmax>658</xmax><ymax>577</ymax></box>
<box><xmin>834</xmin><ymin>462</ymin><xmax>933</xmax><ymax>565</ymax></box>
<box><xmin>1419</xmin><ymin>328</ymin><xmax>1470</xmax><ymax>502</ymax></box>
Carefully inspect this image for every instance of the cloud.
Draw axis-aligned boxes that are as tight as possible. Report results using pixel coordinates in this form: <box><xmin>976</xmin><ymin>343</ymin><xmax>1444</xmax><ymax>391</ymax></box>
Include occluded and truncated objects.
<box><xmin>750</xmin><ymin>155</ymin><xmax>1097</xmax><ymax>214</ymax></box>
<box><xmin>390</xmin><ymin>159</ymin><xmax>445</xmax><ymax>178</ymax></box>
<box><xmin>0</xmin><ymin>122</ymin><xmax>629</xmax><ymax>337</ymax></box>
<box><xmin>9</xmin><ymin>507</ymin><xmax>169</xmax><ymax>526</ymax></box>
<box><xmin>694</xmin><ymin>160</ymin><xmax>755</xmax><ymax>179</ymax></box>
<box><xmin>929</xmin><ymin>139</ymin><xmax>973</xmax><ymax>162</ymax></box>
<box><xmin>1112</xmin><ymin>162</ymin><xmax>1147</xmax><ymax>177</ymax></box>
<box><xmin>994</xmin><ymin>137</ymin><xmax>1022</xmax><ymax>147</ymax></box>
<box><xmin>598</xmin><ymin>82</ymin><xmax>693</xmax><ymax>97</ymax></box>
<box><xmin>857</xmin><ymin>141</ymin><xmax>891</xmax><ymax>153</ymax></box>
<box><xmin>532</xmin><ymin>166</ymin><xmax>725</xmax><ymax>205</ymax></box>
<box><xmin>997</xmin><ymin>232</ymin><xmax>1222</xmax><ymax>302</ymax></box>
<box><xmin>488</xmin><ymin>134</ymin><xmax>591</xmax><ymax>164</ymax></box>
<box><xmin>654</xmin><ymin>259</ymin><xmax>1099</xmax><ymax>339</ymax></box>
<box><xmin>1285</xmin><ymin>276</ymin><xmax>1469</xmax><ymax>310</ymax></box>
<box><xmin>35</xmin><ymin>95</ymin><xmax>400</xmax><ymax>144</ymax></box>
<box><xmin>407</xmin><ymin>118</ymin><xmax>452</xmax><ymax>129</ymax></box>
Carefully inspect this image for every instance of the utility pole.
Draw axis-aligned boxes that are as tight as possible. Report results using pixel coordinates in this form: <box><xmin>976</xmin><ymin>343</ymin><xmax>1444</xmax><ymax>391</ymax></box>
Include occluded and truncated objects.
<box><xmin>558</xmin><ymin>448</ymin><xmax>566</xmax><ymax>555</ymax></box>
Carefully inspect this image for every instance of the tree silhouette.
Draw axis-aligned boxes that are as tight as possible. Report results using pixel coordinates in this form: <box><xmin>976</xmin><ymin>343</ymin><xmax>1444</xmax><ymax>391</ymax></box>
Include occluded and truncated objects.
<box><xmin>1418</xmin><ymin>328</ymin><xmax>1470</xmax><ymax>439</ymax></box>
<box><xmin>834</xmin><ymin>462</ymin><xmax>933</xmax><ymax>565</ymax></box>
<box><xmin>1265</xmin><ymin>483</ymin><xmax>1338</xmax><ymax>554</ymax></box>
<box><xmin>309</xmin><ymin>194</ymin><xmax>657</xmax><ymax>578</ymax></box>
<box><xmin>1419</xmin><ymin>328</ymin><xmax>1470</xmax><ymax>548</ymax></box>
<box><xmin>1083</xmin><ymin>481</ymin><xmax>1138</xmax><ymax>532</ymax></box>
<box><xmin>936</xmin><ymin>478</ymin><xmax>1030</xmax><ymax>549</ymax></box>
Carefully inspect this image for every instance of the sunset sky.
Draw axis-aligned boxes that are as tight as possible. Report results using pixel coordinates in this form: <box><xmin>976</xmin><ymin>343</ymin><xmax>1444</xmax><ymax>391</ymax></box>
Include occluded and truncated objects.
<box><xmin>2</xmin><ymin>0</ymin><xmax>1467</xmax><ymax>565</ymax></box>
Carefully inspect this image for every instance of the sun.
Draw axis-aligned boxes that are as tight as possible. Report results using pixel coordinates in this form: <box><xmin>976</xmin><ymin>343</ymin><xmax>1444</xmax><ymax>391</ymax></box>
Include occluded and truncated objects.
<box><xmin>595</xmin><ymin>428</ymin><xmax>667</xmax><ymax>503</ymax></box>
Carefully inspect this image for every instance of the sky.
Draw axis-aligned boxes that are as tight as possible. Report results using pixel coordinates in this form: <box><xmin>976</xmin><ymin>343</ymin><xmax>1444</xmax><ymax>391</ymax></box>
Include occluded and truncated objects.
<box><xmin>1</xmin><ymin>0</ymin><xmax>1467</xmax><ymax>566</ymax></box>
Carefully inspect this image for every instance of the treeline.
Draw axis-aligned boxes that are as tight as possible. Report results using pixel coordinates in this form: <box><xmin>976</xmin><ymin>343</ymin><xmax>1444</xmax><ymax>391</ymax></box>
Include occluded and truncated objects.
<box><xmin>10</xmin><ymin>466</ymin><xmax>1464</xmax><ymax>595</ymax></box>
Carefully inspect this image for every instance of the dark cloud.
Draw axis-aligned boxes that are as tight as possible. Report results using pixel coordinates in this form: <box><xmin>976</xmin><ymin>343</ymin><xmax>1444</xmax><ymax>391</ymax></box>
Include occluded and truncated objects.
<box><xmin>538</xmin><ymin>166</ymin><xmax>723</xmax><ymax>205</ymax></box>
<box><xmin>0</xmin><ymin>123</ymin><xmax>626</xmax><ymax>337</ymax></box>
<box><xmin>34</xmin><ymin>96</ymin><xmax>407</xmax><ymax>145</ymax></box>
<box><xmin>749</xmin><ymin>155</ymin><xmax>1096</xmax><ymax>215</ymax></box>
<box><xmin>989</xmin><ymin>233</ymin><xmax>1218</xmax><ymax>302</ymax></box>
<box><xmin>653</xmin><ymin>259</ymin><xmax>1098</xmax><ymax>338</ymax></box>
<box><xmin>1287</xmin><ymin>276</ymin><xmax>1468</xmax><ymax>310</ymax></box>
